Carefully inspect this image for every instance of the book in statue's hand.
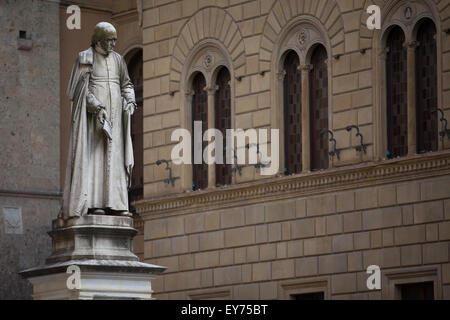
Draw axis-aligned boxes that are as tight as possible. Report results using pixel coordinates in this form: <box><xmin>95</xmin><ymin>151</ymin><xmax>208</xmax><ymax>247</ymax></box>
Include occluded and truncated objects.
<box><xmin>102</xmin><ymin>119</ymin><xmax>112</xmax><ymax>140</ymax></box>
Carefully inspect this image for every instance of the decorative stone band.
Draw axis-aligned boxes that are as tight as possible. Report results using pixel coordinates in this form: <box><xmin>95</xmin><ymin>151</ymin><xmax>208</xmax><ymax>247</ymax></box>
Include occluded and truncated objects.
<box><xmin>19</xmin><ymin>259</ymin><xmax>166</xmax><ymax>279</ymax></box>
<box><xmin>47</xmin><ymin>215</ymin><xmax>140</xmax><ymax>264</ymax></box>
<box><xmin>19</xmin><ymin>259</ymin><xmax>167</xmax><ymax>300</ymax></box>
<box><xmin>0</xmin><ymin>188</ymin><xmax>62</xmax><ymax>199</ymax></box>
<box><xmin>134</xmin><ymin>151</ymin><xmax>450</xmax><ymax>219</ymax></box>
<box><xmin>133</xmin><ymin>218</ymin><xmax>144</xmax><ymax>233</ymax></box>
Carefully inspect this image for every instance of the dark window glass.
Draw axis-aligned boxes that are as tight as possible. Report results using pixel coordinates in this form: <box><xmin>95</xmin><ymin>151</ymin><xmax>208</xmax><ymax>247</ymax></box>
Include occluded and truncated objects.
<box><xmin>215</xmin><ymin>67</ymin><xmax>232</xmax><ymax>186</ymax></box>
<box><xmin>192</xmin><ymin>73</ymin><xmax>208</xmax><ymax>190</ymax></box>
<box><xmin>386</xmin><ymin>26</ymin><xmax>408</xmax><ymax>158</ymax></box>
<box><xmin>309</xmin><ymin>45</ymin><xmax>329</xmax><ymax>170</ymax></box>
<box><xmin>292</xmin><ymin>292</ymin><xmax>325</xmax><ymax>300</ymax></box>
<box><xmin>127</xmin><ymin>49</ymin><xmax>143</xmax><ymax>205</ymax></box>
<box><xmin>416</xmin><ymin>19</ymin><xmax>438</xmax><ymax>153</ymax></box>
<box><xmin>283</xmin><ymin>50</ymin><xmax>302</xmax><ymax>175</ymax></box>
<box><xmin>399</xmin><ymin>282</ymin><xmax>434</xmax><ymax>300</ymax></box>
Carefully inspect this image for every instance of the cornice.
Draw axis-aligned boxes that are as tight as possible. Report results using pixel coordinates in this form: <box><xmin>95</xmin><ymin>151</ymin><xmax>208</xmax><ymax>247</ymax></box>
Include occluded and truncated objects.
<box><xmin>0</xmin><ymin>188</ymin><xmax>62</xmax><ymax>200</ymax></box>
<box><xmin>134</xmin><ymin>151</ymin><xmax>450</xmax><ymax>220</ymax></box>
<box><xmin>59</xmin><ymin>1</ymin><xmax>113</xmax><ymax>14</ymax></box>
<box><xmin>112</xmin><ymin>9</ymin><xmax>138</xmax><ymax>23</ymax></box>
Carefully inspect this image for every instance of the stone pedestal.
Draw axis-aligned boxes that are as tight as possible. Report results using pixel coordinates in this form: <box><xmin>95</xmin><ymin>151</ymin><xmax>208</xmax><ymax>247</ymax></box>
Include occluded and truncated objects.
<box><xmin>20</xmin><ymin>215</ymin><xmax>166</xmax><ymax>300</ymax></box>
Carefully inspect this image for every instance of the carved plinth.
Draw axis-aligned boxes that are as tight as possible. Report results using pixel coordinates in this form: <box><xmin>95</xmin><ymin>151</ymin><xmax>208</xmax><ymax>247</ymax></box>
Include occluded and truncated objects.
<box><xmin>47</xmin><ymin>215</ymin><xmax>139</xmax><ymax>264</ymax></box>
<box><xmin>20</xmin><ymin>215</ymin><xmax>166</xmax><ymax>300</ymax></box>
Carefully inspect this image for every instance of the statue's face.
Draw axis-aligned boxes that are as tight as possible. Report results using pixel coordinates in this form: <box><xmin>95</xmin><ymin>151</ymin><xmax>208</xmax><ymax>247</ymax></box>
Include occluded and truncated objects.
<box><xmin>99</xmin><ymin>34</ymin><xmax>117</xmax><ymax>53</ymax></box>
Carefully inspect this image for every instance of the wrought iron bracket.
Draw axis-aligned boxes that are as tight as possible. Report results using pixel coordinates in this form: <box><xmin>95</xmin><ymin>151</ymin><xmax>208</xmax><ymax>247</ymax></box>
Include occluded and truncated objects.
<box><xmin>246</xmin><ymin>143</ymin><xmax>271</xmax><ymax>169</ymax></box>
<box><xmin>320</xmin><ymin>129</ymin><xmax>340</xmax><ymax>160</ymax></box>
<box><xmin>225</xmin><ymin>146</ymin><xmax>243</xmax><ymax>177</ymax></box>
<box><xmin>232</xmin><ymin>152</ymin><xmax>243</xmax><ymax>176</ymax></box>
<box><xmin>346</xmin><ymin>125</ymin><xmax>367</xmax><ymax>153</ymax></box>
<box><xmin>156</xmin><ymin>159</ymin><xmax>177</xmax><ymax>186</ymax></box>
<box><xmin>431</xmin><ymin>107</ymin><xmax>450</xmax><ymax>142</ymax></box>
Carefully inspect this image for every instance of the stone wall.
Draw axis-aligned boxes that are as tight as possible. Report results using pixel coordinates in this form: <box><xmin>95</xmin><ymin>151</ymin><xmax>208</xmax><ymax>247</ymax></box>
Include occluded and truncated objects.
<box><xmin>0</xmin><ymin>0</ymin><xmax>60</xmax><ymax>299</ymax></box>
<box><xmin>141</xmin><ymin>0</ymin><xmax>450</xmax><ymax>197</ymax></box>
<box><xmin>140</xmin><ymin>158</ymin><xmax>450</xmax><ymax>299</ymax></box>
<box><xmin>139</xmin><ymin>0</ymin><xmax>450</xmax><ymax>299</ymax></box>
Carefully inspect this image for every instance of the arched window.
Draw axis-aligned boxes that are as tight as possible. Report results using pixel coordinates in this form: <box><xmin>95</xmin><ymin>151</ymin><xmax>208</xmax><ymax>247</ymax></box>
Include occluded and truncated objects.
<box><xmin>192</xmin><ymin>73</ymin><xmax>208</xmax><ymax>190</ymax></box>
<box><xmin>283</xmin><ymin>50</ymin><xmax>302</xmax><ymax>175</ymax></box>
<box><xmin>386</xmin><ymin>26</ymin><xmax>408</xmax><ymax>158</ymax></box>
<box><xmin>126</xmin><ymin>49</ymin><xmax>143</xmax><ymax>204</ymax></box>
<box><xmin>215</xmin><ymin>67</ymin><xmax>232</xmax><ymax>186</ymax></box>
<box><xmin>309</xmin><ymin>45</ymin><xmax>329</xmax><ymax>171</ymax></box>
<box><xmin>416</xmin><ymin>19</ymin><xmax>438</xmax><ymax>153</ymax></box>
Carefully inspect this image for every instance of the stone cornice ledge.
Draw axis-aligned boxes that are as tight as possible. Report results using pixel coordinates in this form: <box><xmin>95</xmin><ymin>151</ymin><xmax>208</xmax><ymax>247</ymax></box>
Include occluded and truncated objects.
<box><xmin>134</xmin><ymin>151</ymin><xmax>450</xmax><ymax>220</ymax></box>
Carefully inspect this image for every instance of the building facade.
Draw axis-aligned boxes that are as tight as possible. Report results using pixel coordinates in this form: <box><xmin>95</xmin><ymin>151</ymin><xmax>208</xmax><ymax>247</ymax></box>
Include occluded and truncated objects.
<box><xmin>1</xmin><ymin>0</ymin><xmax>450</xmax><ymax>300</ymax></box>
<box><xmin>136</xmin><ymin>0</ymin><xmax>450</xmax><ymax>299</ymax></box>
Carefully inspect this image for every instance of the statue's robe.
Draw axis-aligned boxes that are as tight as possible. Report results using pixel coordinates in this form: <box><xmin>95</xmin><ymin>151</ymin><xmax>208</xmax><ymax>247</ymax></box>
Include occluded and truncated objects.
<box><xmin>62</xmin><ymin>47</ymin><xmax>135</xmax><ymax>218</ymax></box>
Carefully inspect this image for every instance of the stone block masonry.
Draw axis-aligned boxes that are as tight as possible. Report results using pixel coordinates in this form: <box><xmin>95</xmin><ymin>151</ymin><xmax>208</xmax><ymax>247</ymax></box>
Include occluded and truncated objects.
<box><xmin>138</xmin><ymin>0</ymin><xmax>450</xmax><ymax>300</ymax></box>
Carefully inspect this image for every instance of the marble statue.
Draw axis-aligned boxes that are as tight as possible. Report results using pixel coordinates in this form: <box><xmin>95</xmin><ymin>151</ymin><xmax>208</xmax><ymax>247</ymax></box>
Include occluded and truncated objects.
<box><xmin>61</xmin><ymin>22</ymin><xmax>136</xmax><ymax>218</ymax></box>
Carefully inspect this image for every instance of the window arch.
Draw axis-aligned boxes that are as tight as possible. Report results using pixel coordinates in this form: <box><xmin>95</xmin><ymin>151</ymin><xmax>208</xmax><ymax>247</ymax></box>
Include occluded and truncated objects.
<box><xmin>415</xmin><ymin>19</ymin><xmax>438</xmax><ymax>153</ymax></box>
<box><xmin>180</xmin><ymin>41</ymin><xmax>235</xmax><ymax>190</ymax></box>
<box><xmin>215</xmin><ymin>67</ymin><xmax>232</xmax><ymax>186</ymax></box>
<box><xmin>386</xmin><ymin>26</ymin><xmax>408</xmax><ymax>158</ymax></box>
<box><xmin>309</xmin><ymin>44</ymin><xmax>329</xmax><ymax>171</ymax></box>
<box><xmin>126</xmin><ymin>48</ymin><xmax>143</xmax><ymax>204</ymax></box>
<box><xmin>283</xmin><ymin>50</ymin><xmax>302</xmax><ymax>175</ymax></box>
<box><xmin>377</xmin><ymin>1</ymin><xmax>441</xmax><ymax>160</ymax></box>
<box><xmin>191</xmin><ymin>72</ymin><xmax>208</xmax><ymax>190</ymax></box>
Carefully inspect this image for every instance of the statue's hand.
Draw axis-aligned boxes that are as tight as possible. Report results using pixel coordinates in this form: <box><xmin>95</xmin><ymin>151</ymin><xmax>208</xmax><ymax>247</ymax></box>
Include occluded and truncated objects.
<box><xmin>97</xmin><ymin>108</ymin><xmax>107</xmax><ymax>125</ymax></box>
<box><xmin>124</xmin><ymin>102</ymin><xmax>136</xmax><ymax>115</ymax></box>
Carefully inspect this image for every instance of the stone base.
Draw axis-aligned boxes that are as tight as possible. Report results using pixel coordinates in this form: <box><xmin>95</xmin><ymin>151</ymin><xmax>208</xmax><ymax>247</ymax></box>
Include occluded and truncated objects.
<box><xmin>47</xmin><ymin>215</ymin><xmax>139</xmax><ymax>263</ymax></box>
<box><xmin>20</xmin><ymin>259</ymin><xmax>165</xmax><ymax>300</ymax></box>
<box><xmin>20</xmin><ymin>215</ymin><xmax>166</xmax><ymax>300</ymax></box>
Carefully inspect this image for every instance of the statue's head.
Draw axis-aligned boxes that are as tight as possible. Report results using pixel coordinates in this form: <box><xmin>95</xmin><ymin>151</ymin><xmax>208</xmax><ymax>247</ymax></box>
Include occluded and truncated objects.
<box><xmin>91</xmin><ymin>22</ymin><xmax>117</xmax><ymax>53</ymax></box>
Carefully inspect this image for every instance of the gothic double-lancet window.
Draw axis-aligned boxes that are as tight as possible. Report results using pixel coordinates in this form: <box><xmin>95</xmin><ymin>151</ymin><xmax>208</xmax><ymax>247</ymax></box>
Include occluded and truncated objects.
<box><xmin>309</xmin><ymin>45</ymin><xmax>329</xmax><ymax>171</ymax></box>
<box><xmin>283</xmin><ymin>50</ymin><xmax>302</xmax><ymax>175</ymax></box>
<box><xmin>386</xmin><ymin>26</ymin><xmax>408</xmax><ymax>158</ymax></box>
<box><xmin>382</xmin><ymin>2</ymin><xmax>439</xmax><ymax>158</ymax></box>
<box><xmin>191</xmin><ymin>72</ymin><xmax>208</xmax><ymax>191</ymax></box>
<box><xmin>415</xmin><ymin>19</ymin><xmax>438</xmax><ymax>153</ymax></box>
<box><xmin>214</xmin><ymin>67</ymin><xmax>232</xmax><ymax>186</ymax></box>
<box><xmin>185</xmin><ymin>46</ymin><xmax>233</xmax><ymax>191</ymax></box>
<box><xmin>280</xmin><ymin>28</ymin><xmax>330</xmax><ymax>175</ymax></box>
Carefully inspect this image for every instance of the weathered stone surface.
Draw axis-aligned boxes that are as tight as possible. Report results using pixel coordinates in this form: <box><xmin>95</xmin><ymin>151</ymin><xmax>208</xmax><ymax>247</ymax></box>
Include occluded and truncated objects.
<box><xmin>0</xmin><ymin>0</ymin><xmax>60</xmax><ymax>300</ymax></box>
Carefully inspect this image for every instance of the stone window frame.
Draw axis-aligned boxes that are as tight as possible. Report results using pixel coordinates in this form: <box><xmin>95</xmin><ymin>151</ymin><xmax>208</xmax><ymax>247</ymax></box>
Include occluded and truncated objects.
<box><xmin>374</xmin><ymin>0</ymin><xmax>443</xmax><ymax>160</ymax></box>
<box><xmin>280</xmin><ymin>277</ymin><xmax>330</xmax><ymax>300</ymax></box>
<box><xmin>382</xmin><ymin>265</ymin><xmax>442</xmax><ymax>300</ymax></box>
<box><xmin>271</xmin><ymin>16</ymin><xmax>334</xmax><ymax>174</ymax></box>
<box><xmin>180</xmin><ymin>39</ymin><xmax>235</xmax><ymax>191</ymax></box>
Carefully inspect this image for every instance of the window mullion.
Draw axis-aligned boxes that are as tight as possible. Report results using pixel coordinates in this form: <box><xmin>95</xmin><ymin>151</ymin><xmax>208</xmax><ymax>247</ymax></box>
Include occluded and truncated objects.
<box><xmin>405</xmin><ymin>40</ymin><xmax>419</xmax><ymax>156</ymax></box>
<box><xmin>300</xmin><ymin>64</ymin><xmax>312</xmax><ymax>172</ymax></box>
